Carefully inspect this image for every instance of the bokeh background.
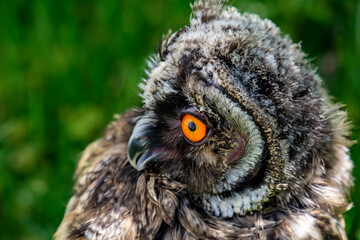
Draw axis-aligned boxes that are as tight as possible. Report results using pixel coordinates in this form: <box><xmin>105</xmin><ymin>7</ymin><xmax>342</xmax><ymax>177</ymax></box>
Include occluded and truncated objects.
<box><xmin>0</xmin><ymin>0</ymin><xmax>359</xmax><ymax>239</ymax></box>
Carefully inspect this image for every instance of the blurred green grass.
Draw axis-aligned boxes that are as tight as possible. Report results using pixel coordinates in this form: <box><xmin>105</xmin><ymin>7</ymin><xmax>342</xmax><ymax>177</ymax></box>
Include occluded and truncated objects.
<box><xmin>0</xmin><ymin>0</ymin><xmax>359</xmax><ymax>239</ymax></box>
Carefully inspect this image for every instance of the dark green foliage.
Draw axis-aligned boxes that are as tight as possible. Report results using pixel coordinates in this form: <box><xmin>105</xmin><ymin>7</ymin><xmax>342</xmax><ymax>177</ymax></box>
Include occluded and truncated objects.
<box><xmin>0</xmin><ymin>0</ymin><xmax>358</xmax><ymax>239</ymax></box>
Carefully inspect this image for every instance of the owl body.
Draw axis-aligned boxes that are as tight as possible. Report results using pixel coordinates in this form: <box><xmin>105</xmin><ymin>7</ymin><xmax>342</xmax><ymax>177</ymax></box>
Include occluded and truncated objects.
<box><xmin>55</xmin><ymin>1</ymin><xmax>353</xmax><ymax>239</ymax></box>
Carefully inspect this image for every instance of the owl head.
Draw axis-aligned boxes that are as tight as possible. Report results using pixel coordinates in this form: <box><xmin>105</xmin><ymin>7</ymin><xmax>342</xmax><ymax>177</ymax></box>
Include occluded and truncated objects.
<box><xmin>127</xmin><ymin>0</ymin><xmax>352</xmax><ymax>218</ymax></box>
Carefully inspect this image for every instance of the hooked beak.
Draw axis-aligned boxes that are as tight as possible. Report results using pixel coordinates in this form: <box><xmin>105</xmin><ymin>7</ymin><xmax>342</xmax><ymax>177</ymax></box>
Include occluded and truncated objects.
<box><xmin>127</xmin><ymin>114</ymin><xmax>164</xmax><ymax>171</ymax></box>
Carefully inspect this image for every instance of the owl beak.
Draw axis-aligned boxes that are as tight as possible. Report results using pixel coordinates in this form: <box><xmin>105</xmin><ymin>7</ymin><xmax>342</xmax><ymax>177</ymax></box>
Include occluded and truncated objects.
<box><xmin>127</xmin><ymin>115</ymin><xmax>164</xmax><ymax>171</ymax></box>
<box><xmin>127</xmin><ymin>136</ymin><xmax>147</xmax><ymax>170</ymax></box>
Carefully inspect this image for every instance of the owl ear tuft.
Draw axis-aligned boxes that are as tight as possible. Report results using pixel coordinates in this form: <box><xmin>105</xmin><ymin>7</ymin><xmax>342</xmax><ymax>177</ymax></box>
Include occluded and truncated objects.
<box><xmin>190</xmin><ymin>0</ymin><xmax>227</xmax><ymax>23</ymax></box>
<box><xmin>158</xmin><ymin>29</ymin><xmax>173</xmax><ymax>61</ymax></box>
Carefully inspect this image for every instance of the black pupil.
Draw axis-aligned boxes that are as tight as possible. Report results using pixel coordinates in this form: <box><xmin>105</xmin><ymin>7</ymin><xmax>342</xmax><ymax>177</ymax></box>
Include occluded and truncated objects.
<box><xmin>188</xmin><ymin>121</ymin><xmax>196</xmax><ymax>132</ymax></box>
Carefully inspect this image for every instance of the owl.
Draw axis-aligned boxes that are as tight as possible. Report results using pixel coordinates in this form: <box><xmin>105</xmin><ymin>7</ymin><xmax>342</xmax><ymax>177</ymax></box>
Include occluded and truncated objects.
<box><xmin>54</xmin><ymin>1</ymin><xmax>353</xmax><ymax>239</ymax></box>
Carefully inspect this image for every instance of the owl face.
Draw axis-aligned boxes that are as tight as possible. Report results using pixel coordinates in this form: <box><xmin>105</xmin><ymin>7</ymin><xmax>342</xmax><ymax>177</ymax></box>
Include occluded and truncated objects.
<box><xmin>127</xmin><ymin>2</ymin><xmax>331</xmax><ymax>217</ymax></box>
<box><xmin>127</xmin><ymin>81</ymin><xmax>254</xmax><ymax>195</ymax></box>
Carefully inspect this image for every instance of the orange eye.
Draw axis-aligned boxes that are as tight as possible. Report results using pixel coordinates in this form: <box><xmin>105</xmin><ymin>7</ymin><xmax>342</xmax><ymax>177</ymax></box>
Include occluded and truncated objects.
<box><xmin>181</xmin><ymin>114</ymin><xmax>207</xmax><ymax>143</ymax></box>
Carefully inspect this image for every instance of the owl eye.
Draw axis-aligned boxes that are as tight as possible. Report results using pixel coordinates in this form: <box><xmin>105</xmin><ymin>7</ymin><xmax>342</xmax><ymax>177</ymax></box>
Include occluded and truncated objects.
<box><xmin>181</xmin><ymin>114</ymin><xmax>207</xmax><ymax>143</ymax></box>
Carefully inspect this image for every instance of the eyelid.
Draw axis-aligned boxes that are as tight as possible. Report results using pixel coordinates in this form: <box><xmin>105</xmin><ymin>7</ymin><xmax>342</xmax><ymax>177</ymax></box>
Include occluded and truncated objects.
<box><xmin>179</xmin><ymin>108</ymin><xmax>212</xmax><ymax>128</ymax></box>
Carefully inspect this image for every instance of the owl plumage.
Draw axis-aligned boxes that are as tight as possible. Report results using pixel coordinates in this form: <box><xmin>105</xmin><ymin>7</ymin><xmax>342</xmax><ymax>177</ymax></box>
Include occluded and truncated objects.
<box><xmin>55</xmin><ymin>1</ymin><xmax>353</xmax><ymax>239</ymax></box>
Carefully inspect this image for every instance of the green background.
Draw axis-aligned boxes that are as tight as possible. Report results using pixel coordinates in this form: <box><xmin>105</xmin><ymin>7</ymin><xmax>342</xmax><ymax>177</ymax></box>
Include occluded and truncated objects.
<box><xmin>0</xmin><ymin>0</ymin><xmax>359</xmax><ymax>239</ymax></box>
